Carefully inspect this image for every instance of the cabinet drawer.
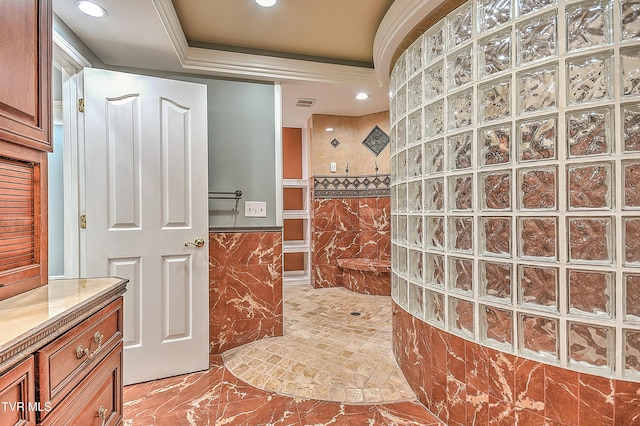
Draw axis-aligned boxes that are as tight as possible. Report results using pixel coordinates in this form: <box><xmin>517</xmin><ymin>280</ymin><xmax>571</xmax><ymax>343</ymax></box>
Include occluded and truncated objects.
<box><xmin>37</xmin><ymin>298</ymin><xmax>122</xmax><ymax>417</ymax></box>
<box><xmin>40</xmin><ymin>343</ymin><xmax>122</xmax><ymax>426</ymax></box>
<box><xmin>0</xmin><ymin>356</ymin><xmax>36</xmax><ymax>426</ymax></box>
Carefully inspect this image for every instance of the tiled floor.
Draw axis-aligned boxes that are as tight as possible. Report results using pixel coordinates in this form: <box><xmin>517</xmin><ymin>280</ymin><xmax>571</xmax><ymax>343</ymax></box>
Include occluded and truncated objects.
<box><xmin>224</xmin><ymin>285</ymin><xmax>414</xmax><ymax>404</ymax></box>
<box><xmin>123</xmin><ymin>285</ymin><xmax>442</xmax><ymax>425</ymax></box>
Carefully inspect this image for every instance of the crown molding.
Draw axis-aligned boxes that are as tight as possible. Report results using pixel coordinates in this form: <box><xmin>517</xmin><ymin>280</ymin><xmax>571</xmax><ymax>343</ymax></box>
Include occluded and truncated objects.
<box><xmin>152</xmin><ymin>0</ymin><xmax>381</xmax><ymax>86</ymax></box>
<box><xmin>373</xmin><ymin>0</ymin><xmax>445</xmax><ymax>84</ymax></box>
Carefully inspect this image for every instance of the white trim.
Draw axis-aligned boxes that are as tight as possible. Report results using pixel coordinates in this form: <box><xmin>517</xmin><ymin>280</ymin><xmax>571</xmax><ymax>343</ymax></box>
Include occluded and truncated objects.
<box><xmin>373</xmin><ymin>0</ymin><xmax>447</xmax><ymax>84</ymax></box>
<box><xmin>151</xmin><ymin>0</ymin><xmax>381</xmax><ymax>85</ymax></box>
<box><xmin>274</xmin><ymin>84</ymin><xmax>283</xmax><ymax>227</ymax></box>
<box><xmin>53</xmin><ymin>29</ymin><xmax>92</xmax><ymax>70</ymax></box>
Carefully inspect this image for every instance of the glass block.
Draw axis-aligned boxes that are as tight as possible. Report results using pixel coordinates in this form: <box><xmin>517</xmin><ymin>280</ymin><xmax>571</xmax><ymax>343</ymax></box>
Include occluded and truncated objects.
<box><xmin>398</xmin><ymin>183</ymin><xmax>408</xmax><ymax>214</ymax></box>
<box><xmin>479</xmin><ymin>78</ymin><xmax>511</xmax><ymax>122</ymax></box>
<box><xmin>397</xmin><ymin>150</ymin><xmax>407</xmax><ymax>181</ymax></box>
<box><xmin>448</xmin><ymin>46</ymin><xmax>473</xmax><ymax>89</ymax></box>
<box><xmin>518</xmin><ymin>115</ymin><xmax>557</xmax><ymax>161</ymax></box>
<box><xmin>426</xmin><ymin>216</ymin><xmax>445</xmax><ymax>250</ymax></box>
<box><xmin>517</xmin><ymin>14</ymin><xmax>557</xmax><ymax>65</ymax></box>
<box><xmin>408</xmin><ymin>145</ymin><xmax>423</xmax><ymax>178</ymax></box>
<box><xmin>568</xmin><ymin>162</ymin><xmax>612</xmax><ymax>210</ymax></box>
<box><xmin>478</xmin><ymin>30</ymin><xmax>512</xmax><ymax>78</ymax></box>
<box><xmin>448</xmin><ymin>2</ymin><xmax>473</xmax><ymax>48</ymax></box>
<box><xmin>567</xmin><ymin>107</ymin><xmax>613</xmax><ymax>157</ymax></box>
<box><xmin>621</xmin><ymin>0</ymin><xmax>640</xmax><ymax>40</ymax></box>
<box><xmin>480</xmin><ymin>260</ymin><xmax>512</xmax><ymax>302</ymax></box>
<box><xmin>519</xmin><ymin>217</ymin><xmax>558</xmax><ymax>259</ymax></box>
<box><xmin>397</xmin><ymin>84</ymin><xmax>407</xmax><ymax>118</ymax></box>
<box><xmin>518</xmin><ymin>67</ymin><xmax>557</xmax><ymax>113</ymax></box>
<box><xmin>448</xmin><ymin>89</ymin><xmax>473</xmax><ymax>130</ymax></box>
<box><xmin>408</xmin><ymin>75</ymin><xmax>423</xmax><ymax>111</ymax></box>
<box><xmin>624</xmin><ymin>160</ymin><xmax>640</xmax><ymax>208</ymax></box>
<box><xmin>624</xmin><ymin>329</ymin><xmax>640</xmax><ymax>374</ymax></box>
<box><xmin>390</xmin><ymin>96</ymin><xmax>397</xmax><ymax>126</ymax></box>
<box><xmin>390</xmin><ymin>186</ymin><xmax>397</xmax><ymax>213</ymax></box>
<box><xmin>519</xmin><ymin>167</ymin><xmax>557</xmax><ymax>210</ymax></box>
<box><xmin>408</xmin><ymin>282</ymin><xmax>424</xmax><ymax>318</ymax></box>
<box><xmin>519</xmin><ymin>264</ymin><xmax>558</xmax><ymax>309</ymax></box>
<box><xmin>425</xmin><ymin>178</ymin><xmax>445</xmax><ymax>211</ymax></box>
<box><xmin>408</xmin><ymin>35</ymin><xmax>424</xmax><ymax>76</ymax></box>
<box><xmin>408</xmin><ymin>110</ymin><xmax>423</xmax><ymax>146</ymax></box>
<box><xmin>398</xmin><ymin>277</ymin><xmax>408</xmax><ymax>310</ymax></box>
<box><xmin>568</xmin><ymin>269</ymin><xmax>614</xmax><ymax>317</ymax></box>
<box><xmin>424</xmin><ymin>101</ymin><xmax>445</xmax><ymax>138</ymax></box>
<box><xmin>425</xmin><ymin>253</ymin><xmax>445</xmax><ymax>287</ymax></box>
<box><xmin>480</xmin><ymin>216</ymin><xmax>512</xmax><ymax>257</ymax></box>
<box><xmin>481</xmin><ymin>171</ymin><xmax>511</xmax><ymax>210</ymax></box>
<box><xmin>397</xmin><ymin>245</ymin><xmax>408</xmax><ymax>276</ymax></box>
<box><xmin>567</xmin><ymin>0</ymin><xmax>612</xmax><ymax>51</ymax></box>
<box><xmin>424</xmin><ymin>61</ymin><xmax>445</xmax><ymax>99</ymax></box>
<box><xmin>569</xmin><ymin>322</ymin><xmax>614</xmax><ymax>370</ymax></box>
<box><xmin>482</xmin><ymin>305</ymin><xmax>513</xmax><ymax>348</ymax></box>
<box><xmin>391</xmin><ymin>271</ymin><xmax>399</xmax><ymax>300</ymax></box>
<box><xmin>390</xmin><ymin>124</ymin><xmax>397</xmax><ymax>154</ymax></box>
<box><xmin>517</xmin><ymin>0</ymin><xmax>556</xmax><ymax>17</ymax></box>
<box><xmin>449</xmin><ymin>174</ymin><xmax>473</xmax><ymax>211</ymax></box>
<box><xmin>409</xmin><ymin>249</ymin><xmax>424</xmax><ymax>283</ymax></box>
<box><xmin>449</xmin><ymin>296</ymin><xmax>475</xmax><ymax>337</ymax></box>
<box><xmin>448</xmin><ymin>132</ymin><xmax>473</xmax><ymax>171</ymax></box>
<box><xmin>449</xmin><ymin>216</ymin><xmax>474</xmax><ymax>253</ymax></box>
<box><xmin>408</xmin><ymin>215</ymin><xmax>423</xmax><ymax>247</ymax></box>
<box><xmin>480</xmin><ymin>125</ymin><xmax>511</xmax><ymax>166</ymax></box>
<box><xmin>449</xmin><ymin>256</ymin><xmax>474</xmax><ymax>294</ymax></box>
<box><xmin>425</xmin><ymin>289</ymin><xmax>445</xmax><ymax>325</ymax></box>
<box><xmin>622</xmin><ymin>47</ymin><xmax>640</xmax><ymax>97</ymax></box>
<box><xmin>625</xmin><ymin>217</ymin><xmax>640</xmax><ymax>264</ymax></box>
<box><xmin>568</xmin><ymin>217</ymin><xmax>613</xmax><ymax>263</ymax></box>
<box><xmin>425</xmin><ymin>23</ymin><xmax>445</xmax><ymax>63</ymax></box>
<box><xmin>625</xmin><ymin>273</ymin><xmax>640</xmax><ymax>320</ymax></box>
<box><xmin>408</xmin><ymin>180</ymin><xmax>423</xmax><ymax>212</ymax></box>
<box><xmin>397</xmin><ymin>117</ymin><xmax>407</xmax><ymax>150</ymax></box>
<box><xmin>424</xmin><ymin>139</ymin><xmax>444</xmax><ymax>174</ymax></box>
<box><xmin>397</xmin><ymin>215</ymin><xmax>407</xmax><ymax>244</ymax></box>
<box><xmin>567</xmin><ymin>53</ymin><xmax>612</xmax><ymax>104</ymax></box>
<box><xmin>519</xmin><ymin>313</ymin><xmax>559</xmax><ymax>357</ymax></box>
<box><xmin>622</xmin><ymin>103</ymin><xmax>640</xmax><ymax>152</ymax></box>
<box><xmin>478</xmin><ymin>0</ymin><xmax>512</xmax><ymax>33</ymax></box>
<box><xmin>390</xmin><ymin>156</ymin><xmax>397</xmax><ymax>184</ymax></box>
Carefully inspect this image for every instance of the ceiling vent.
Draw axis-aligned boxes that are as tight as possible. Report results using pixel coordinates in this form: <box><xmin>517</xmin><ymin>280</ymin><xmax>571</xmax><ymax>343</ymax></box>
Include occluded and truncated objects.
<box><xmin>296</xmin><ymin>97</ymin><xmax>316</xmax><ymax>107</ymax></box>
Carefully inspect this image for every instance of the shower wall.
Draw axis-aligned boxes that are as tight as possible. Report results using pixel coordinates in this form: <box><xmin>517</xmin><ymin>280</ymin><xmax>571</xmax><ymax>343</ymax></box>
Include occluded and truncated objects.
<box><xmin>389</xmin><ymin>0</ymin><xmax>640</xmax><ymax>423</ymax></box>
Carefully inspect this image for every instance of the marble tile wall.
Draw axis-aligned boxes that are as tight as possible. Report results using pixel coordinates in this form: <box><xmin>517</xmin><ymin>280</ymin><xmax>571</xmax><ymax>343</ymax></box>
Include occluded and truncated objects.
<box><xmin>311</xmin><ymin>193</ymin><xmax>391</xmax><ymax>290</ymax></box>
<box><xmin>393</xmin><ymin>301</ymin><xmax>640</xmax><ymax>425</ymax></box>
<box><xmin>209</xmin><ymin>231</ymin><xmax>283</xmax><ymax>354</ymax></box>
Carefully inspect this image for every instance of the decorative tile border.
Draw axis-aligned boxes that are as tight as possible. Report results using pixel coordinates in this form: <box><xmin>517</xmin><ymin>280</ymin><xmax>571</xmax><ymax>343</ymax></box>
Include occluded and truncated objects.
<box><xmin>313</xmin><ymin>174</ymin><xmax>391</xmax><ymax>198</ymax></box>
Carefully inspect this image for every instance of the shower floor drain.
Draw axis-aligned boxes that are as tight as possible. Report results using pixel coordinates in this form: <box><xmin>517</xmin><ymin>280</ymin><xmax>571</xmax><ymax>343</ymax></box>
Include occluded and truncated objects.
<box><xmin>350</xmin><ymin>312</ymin><xmax>361</xmax><ymax>316</ymax></box>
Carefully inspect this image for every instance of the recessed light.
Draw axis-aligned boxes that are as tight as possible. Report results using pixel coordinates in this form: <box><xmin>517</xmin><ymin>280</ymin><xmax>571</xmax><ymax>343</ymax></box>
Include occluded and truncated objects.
<box><xmin>325</xmin><ymin>127</ymin><xmax>334</xmax><ymax>132</ymax></box>
<box><xmin>255</xmin><ymin>0</ymin><xmax>277</xmax><ymax>7</ymax></box>
<box><xmin>77</xmin><ymin>0</ymin><xmax>107</xmax><ymax>17</ymax></box>
<box><xmin>356</xmin><ymin>92</ymin><xmax>369</xmax><ymax>100</ymax></box>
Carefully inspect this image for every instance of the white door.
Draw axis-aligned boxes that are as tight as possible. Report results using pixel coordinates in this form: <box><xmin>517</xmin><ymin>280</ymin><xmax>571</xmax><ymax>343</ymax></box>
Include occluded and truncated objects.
<box><xmin>82</xmin><ymin>68</ymin><xmax>209</xmax><ymax>385</ymax></box>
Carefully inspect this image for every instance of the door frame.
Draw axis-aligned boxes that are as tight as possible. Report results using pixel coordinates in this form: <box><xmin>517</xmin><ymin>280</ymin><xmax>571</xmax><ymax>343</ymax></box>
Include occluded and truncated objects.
<box><xmin>52</xmin><ymin>30</ymin><xmax>91</xmax><ymax>278</ymax></box>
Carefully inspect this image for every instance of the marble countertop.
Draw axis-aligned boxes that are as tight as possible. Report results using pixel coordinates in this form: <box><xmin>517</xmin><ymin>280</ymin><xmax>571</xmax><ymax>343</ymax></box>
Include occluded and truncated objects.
<box><xmin>0</xmin><ymin>277</ymin><xmax>127</xmax><ymax>371</ymax></box>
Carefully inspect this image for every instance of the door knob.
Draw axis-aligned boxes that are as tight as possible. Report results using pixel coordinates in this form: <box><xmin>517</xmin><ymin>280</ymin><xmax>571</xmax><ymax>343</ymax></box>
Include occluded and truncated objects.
<box><xmin>185</xmin><ymin>238</ymin><xmax>205</xmax><ymax>248</ymax></box>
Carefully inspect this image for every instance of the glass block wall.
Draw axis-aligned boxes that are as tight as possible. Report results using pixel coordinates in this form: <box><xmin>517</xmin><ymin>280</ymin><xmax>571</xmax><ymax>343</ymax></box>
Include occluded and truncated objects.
<box><xmin>390</xmin><ymin>0</ymin><xmax>640</xmax><ymax>380</ymax></box>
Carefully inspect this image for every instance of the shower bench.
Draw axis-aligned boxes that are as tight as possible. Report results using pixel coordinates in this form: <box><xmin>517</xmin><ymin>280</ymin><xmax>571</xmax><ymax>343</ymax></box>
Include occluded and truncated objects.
<box><xmin>337</xmin><ymin>258</ymin><xmax>391</xmax><ymax>296</ymax></box>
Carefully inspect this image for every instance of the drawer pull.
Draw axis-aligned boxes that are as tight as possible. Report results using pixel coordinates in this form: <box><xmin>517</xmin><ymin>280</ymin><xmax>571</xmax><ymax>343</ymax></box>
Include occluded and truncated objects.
<box><xmin>75</xmin><ymin>332</ymin><xmax>105</xmax><ymax>359</ymax></box>
<box><xmin>97</xmin><ymin>405</ymin><xmax>108</xmax><ymax>426</ymax></box>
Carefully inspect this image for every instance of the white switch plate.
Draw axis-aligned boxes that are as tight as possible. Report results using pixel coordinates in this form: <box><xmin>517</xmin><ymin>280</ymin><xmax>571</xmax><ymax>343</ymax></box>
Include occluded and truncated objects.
<box><xmin>330</xmin><ymin>162</ymin><xmax>337</xmax><ymax>173</ymax></box>
<box><xmin>245</xmin><ymin>201</ymin><xmax>267</xmax><ymax>217</ymax></box>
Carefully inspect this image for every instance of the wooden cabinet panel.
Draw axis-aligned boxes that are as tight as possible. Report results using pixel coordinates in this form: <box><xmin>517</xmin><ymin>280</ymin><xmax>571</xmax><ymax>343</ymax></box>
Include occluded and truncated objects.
<box><xmin>36</xmin><ymin>299</ymin><xmax>122</xmax><ymax>418</ymax></box>
<box><xmin>0</xmin><ymin>356</ymin><xmax>36</xmax><ymax>426</ymax></box>
<box><xmin>40</xmin><ymin>344</ymin><xmax>123</xmax><ymax>426</ymax></box>
<box><xmin>0</xmin><ymin>0</ymin><xmax>52</xmax><ymax>151</ymax></box>
<box><xmin>0</xmin><ymin>140</ymin><xmax>48</xmax><ymax>301</ymax></box>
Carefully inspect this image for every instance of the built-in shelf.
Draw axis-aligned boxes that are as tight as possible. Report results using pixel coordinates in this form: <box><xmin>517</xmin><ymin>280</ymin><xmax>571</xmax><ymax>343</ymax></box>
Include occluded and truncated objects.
<box><xmin>282</xmin><ymin>210</ymin><xmax>308</xmax><ymax>219</ymax></box>
<box><xmin>283</xmin><ymin>241</ymin><xmax>310</xmax><ymax>253</ymax></box>
<box><xmin>282</xmin><ymin>179</ymin><xmax>308</xmax><ymax>187</ymax></box>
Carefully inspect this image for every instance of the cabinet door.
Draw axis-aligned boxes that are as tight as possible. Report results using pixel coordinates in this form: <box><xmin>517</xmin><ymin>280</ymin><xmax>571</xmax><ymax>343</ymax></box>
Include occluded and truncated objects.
<box><xmin>0</xmin><ymin>356</ymin><xmax>36</xmax><ymax>426</ymax></box>
<box><xmin>0</xmin><ymin>0</ymin><xmax>52</xmax><ymax>152</ymax></box>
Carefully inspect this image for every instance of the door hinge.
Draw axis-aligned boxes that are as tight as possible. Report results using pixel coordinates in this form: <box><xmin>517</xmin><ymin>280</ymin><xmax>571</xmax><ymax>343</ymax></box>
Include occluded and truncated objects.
<box><xmin>78</xmin><ymin>98</ymin><xmax>85</xmax><ymax>113</ymax></box>
<box><xmin>80</xmin><ymin>214</ymin><xmax>87</xmax><ymax>229</ymax></box>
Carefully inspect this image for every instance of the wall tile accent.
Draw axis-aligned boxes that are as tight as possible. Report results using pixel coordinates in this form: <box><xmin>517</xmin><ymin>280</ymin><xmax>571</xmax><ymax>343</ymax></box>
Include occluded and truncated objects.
<box><xmin>362</xmin><ymin>125</ymin><xmax>390</xmax><ymax>157</ymax></box>
<box><xmin>209</xmin><ymin>231</ymin><xmax>283</xmax><ymax>354</ymax></box>
<box><xmin>313</xmin><ymin>174</ymin><xmax>391</xmax><ymax>199</ymax></box>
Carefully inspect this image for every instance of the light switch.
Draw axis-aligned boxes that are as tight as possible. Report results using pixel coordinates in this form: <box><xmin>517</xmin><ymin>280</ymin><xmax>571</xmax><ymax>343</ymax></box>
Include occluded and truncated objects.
<box><xmin>245</xmin><ymin>201</ymin><xmax>267</xmax><ymax>217</ymax></box>
<box><xmin>330</xmin><ymin>162</ymin><xmax>337</xmax><ymax>173</ymax></box>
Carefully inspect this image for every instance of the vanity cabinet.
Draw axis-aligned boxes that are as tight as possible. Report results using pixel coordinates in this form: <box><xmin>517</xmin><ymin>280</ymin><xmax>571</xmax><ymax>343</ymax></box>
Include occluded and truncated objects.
<box><xmin>0</xmin><ymin>356</ymin><xmax>36</xmax><ymax>426</ymax></box>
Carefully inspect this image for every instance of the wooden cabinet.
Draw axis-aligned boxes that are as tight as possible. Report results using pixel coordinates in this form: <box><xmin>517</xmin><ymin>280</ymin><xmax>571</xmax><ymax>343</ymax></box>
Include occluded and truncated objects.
<box><xmin>0</xmin><ymin>0</ymin><xmax>52</xmax><ymax>151</ymax></box>
<box><xmin>0</xmin><ymin>356</ymin><xmax>36</xmax><ymax>426</ymax></box>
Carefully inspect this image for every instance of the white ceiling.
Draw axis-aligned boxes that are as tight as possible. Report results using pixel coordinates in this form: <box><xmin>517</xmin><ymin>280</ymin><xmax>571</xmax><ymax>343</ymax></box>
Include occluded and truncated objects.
<box><xmin>52</xmin><ymin>0</ymin><xmax>395</xmax><ymax>128</ymax></box>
